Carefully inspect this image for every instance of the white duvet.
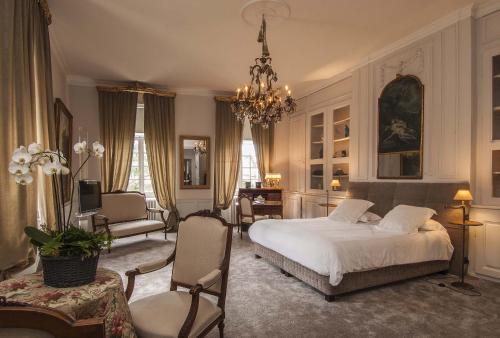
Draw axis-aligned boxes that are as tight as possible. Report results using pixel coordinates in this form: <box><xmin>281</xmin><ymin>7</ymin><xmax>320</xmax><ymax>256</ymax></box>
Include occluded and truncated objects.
<box><xmin>248</xmin><ymin>217</ymin><xmax>453</xmax><ymax>286</ymax></box>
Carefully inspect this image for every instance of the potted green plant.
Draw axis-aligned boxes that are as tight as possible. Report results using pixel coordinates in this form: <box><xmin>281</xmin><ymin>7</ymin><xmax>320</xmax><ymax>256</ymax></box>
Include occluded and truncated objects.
<box><xmin>8</xmin><ymin>140</ymin><xmax>112</xmax><ymax>287</ymax></box>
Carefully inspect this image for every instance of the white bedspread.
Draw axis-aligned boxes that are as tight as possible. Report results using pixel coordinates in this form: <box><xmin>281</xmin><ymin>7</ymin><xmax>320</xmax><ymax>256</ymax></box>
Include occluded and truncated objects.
<box><xmin>248</xmin><ymin>217</ymin><xmax>453</xmax><ymax>286</ymax></box>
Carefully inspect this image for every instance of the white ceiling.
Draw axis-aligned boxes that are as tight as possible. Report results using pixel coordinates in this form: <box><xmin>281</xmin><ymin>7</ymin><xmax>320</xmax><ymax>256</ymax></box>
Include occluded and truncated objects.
<box><xmin>49</xmin><ymin>0</ymin><xmax>483</xmax><ymax>95</ymax></box>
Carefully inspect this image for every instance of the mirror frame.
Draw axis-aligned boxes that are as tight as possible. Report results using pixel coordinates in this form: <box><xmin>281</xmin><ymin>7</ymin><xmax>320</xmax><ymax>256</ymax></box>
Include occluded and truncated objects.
<box><xmin>377</xmin><ymin>74</ymin><xmax>424</xmax><ymax>179</ymax></box>
<box><xmin>179</xmin><ymin>135</ymin><xmax>211</xmax><ymax>190</ymax></box>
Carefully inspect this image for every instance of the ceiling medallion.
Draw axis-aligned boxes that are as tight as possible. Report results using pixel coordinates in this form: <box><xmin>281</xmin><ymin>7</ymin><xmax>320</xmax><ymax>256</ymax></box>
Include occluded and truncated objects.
<box><xmin>232</xmin><ymin>14</ymin><xmax>296</xmax><ymax>128</ymax></box>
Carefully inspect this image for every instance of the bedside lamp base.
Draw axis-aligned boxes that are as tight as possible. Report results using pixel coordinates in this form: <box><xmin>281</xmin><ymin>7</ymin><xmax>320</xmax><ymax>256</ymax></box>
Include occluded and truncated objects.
<box><xmin>451</xmin><ymin>281</ymin><xmax>475</xmax><ymax>290</ymax></box>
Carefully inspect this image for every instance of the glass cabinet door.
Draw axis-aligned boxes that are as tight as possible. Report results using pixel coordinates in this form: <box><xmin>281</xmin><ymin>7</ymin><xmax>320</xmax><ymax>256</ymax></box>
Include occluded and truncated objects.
<box><xmin>332</xmin><ymin>106</ymin><xmax>350</xmax><ymax>159</ymax></box>
<box><xmin>310</xmin><ymin>113</ymin><xmax>324</xmax><ymax>160</ymax></box>
<box><xmin>310</xmin><ymin>164</ymin><xmax>324</xmax><ymax>190</ymax></box>
<box><xmin>493</xmin><ymin>55</ymin><xmax>500</xmax><ymax>140</ymax></box>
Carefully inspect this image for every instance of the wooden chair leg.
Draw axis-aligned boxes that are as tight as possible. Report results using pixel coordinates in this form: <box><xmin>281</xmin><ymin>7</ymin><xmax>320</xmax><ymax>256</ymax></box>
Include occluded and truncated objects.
<box><xmin>146</xmin><ymin>233</ymin><xmax>148</xmax><ymax>238</ymax></box>
<box><xmin>218</xmin><ymin>320</ymin><xmax>224</xmax><ymax>338</ymax></box>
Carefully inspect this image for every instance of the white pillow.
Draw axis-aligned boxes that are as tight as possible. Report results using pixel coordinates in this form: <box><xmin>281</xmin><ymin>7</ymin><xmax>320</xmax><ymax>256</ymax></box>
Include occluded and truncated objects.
<box><xmin>419</xmin><ymin>219</ymin><xmax>446</xmax><ymax>232</ymax></box>
<box><xmin>358</xmin><ymin>211</ymin><xmax>382</xmax><ymax>223</ymax></box>
<box><xmin>376</xmin><ymin>205</ymin><xmax>436</xmax><ymax>234</ymax></box>
<box><xmin>328</xmin><ymin>199</ymin><xmax>374</xmax><ymax>223</ymax></box>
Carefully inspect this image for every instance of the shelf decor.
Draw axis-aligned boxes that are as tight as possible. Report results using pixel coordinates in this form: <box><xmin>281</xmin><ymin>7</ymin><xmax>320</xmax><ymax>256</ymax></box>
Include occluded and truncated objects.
<box><xmin>231</xmin><ymin>15</ymin><xmax>296</xmax><ymax>128</ymax></box>
<box><xmin>377</xmin><ymin>74</ymin><xmax>424</xmax><ymax>179</ymax></box>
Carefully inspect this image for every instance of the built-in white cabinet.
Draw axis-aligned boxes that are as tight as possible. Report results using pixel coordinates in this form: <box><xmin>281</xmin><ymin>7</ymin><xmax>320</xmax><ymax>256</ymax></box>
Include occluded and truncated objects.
<box><xmin>288</xmin><ymin>114</ymin><xmax>306</xmax><ymax>193</ymax></box>
<box><xmin>306</xmin><ymin>103</ymin><xmax>350</xmax><ymax>193</ymax></box>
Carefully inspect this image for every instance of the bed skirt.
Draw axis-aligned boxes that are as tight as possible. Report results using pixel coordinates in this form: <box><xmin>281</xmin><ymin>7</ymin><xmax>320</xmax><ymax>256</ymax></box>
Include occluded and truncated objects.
<box><xmin>254</xmin><ymin>243</ymin><xmax>449</xmax><ymax>300</ymax></box>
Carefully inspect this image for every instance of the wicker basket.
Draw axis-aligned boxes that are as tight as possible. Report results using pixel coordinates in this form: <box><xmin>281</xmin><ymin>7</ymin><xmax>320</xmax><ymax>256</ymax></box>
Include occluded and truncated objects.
<box><xmin>41</xmin><ymin>254</ymin><xmax>99</xmax><ymax>288</ymax></box>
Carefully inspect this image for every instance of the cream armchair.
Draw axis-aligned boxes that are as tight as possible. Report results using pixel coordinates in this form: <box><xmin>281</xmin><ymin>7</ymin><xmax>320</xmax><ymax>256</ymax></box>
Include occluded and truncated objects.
<box><xmin>125</xmin><ymin>210</ymin><xmax>233</xmax><ymax>338</ymax></box>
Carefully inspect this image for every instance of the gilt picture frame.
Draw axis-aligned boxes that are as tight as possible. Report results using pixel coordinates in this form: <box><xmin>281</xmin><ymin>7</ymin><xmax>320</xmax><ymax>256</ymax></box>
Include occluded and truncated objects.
<box><xmin>55</xmin><ymin>98</ymin><xmax>73</xmax><ymax>202</ymax></box>
<box><xmin>377</xmin><ymin>74</ymin><xmax>424</xmax><ymax>179</ymax></box>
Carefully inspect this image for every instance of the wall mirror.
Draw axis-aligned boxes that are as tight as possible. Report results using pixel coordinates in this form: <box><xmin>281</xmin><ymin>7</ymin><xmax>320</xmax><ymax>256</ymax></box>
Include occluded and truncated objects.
<box><xmin>377</xmin><ymin>74</ymin><xmax>424</xmax><ymax>179</ymax></box>
<box><xmin>179</xmin><ymin>135</ymin><xmax>210</xmax><ymax>189</ymax></box>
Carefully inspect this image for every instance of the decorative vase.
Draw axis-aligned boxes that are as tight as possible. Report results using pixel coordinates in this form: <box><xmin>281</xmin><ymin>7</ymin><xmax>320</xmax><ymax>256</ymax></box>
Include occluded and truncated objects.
<box><xmin>41</xmin><ymin>254</ymin><xmax>99</xmax><ymax>288</ymax></box>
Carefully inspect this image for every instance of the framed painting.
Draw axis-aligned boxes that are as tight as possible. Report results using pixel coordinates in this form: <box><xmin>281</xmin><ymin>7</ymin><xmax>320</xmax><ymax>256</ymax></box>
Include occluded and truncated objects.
<box><xmin>377</xmin><ymin>74</ymin><xmax>424</xmax><ymax>179</ymax></box>
<box><xmin>55</xmin><ymin>98</ymin><xmax>73</xmax><ymax>202</ymax></box>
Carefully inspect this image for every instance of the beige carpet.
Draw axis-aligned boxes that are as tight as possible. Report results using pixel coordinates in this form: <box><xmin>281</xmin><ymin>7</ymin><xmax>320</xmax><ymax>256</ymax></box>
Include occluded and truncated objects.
<box><xmin>99</xmin><ymin>231</ymin><xmax>500</xmax><ymax>338</ymax></box>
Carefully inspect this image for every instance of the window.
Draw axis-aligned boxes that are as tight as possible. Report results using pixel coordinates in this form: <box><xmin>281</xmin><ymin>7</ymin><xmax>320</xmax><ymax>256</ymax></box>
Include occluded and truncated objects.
<box><xmin>127</xmin><ymin>133</ymin><xmax>154</xmax><ymax>198</ymax></box>
<box><xmin>240</xmin><ymin>140</ymin><xmax>260</xmax><ymax>187</ymax></box>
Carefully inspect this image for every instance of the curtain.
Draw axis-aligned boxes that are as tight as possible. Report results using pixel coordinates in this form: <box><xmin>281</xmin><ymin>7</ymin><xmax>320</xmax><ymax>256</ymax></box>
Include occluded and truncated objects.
<box><xmin>98</xmin><ymin>90</ymin><xmax>138</xmax><ymax>192</ymax></box>
<box><xmin>251</xmin><ymin>123</ymin><xmax>274</xmax><ymax>182</ymax></box>
<box><xmin>0</xmin><ymin>0</ymin><xmax>54</xmax><ymax>279</ymax></box>
<box><xmin>143</xmin><ymin>93</ymin><xmax>176</xmax><ymax>211</ymax></box>
<box><xmin>213</xmin><ymin>100</ymin><xmax>243</xmax><ymax>210</ymax></box>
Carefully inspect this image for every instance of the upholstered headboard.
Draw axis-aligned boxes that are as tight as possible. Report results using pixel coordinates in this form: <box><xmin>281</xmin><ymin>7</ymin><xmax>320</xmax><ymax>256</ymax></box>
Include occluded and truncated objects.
<box><xmin>346</xmin><ymin>182</ymin><xmax>469</xmax><ymax>225</ymax></box>
<box><xmin>346</xmin><ymin>182</ymin><xmax>469</xmax><ymax>275</ymax></box>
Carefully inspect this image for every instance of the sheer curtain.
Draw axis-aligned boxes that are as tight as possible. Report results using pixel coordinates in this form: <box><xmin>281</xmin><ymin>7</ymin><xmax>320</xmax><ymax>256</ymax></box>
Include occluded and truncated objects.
<box><xmin>143</xmin><ymin>93</ymin><xmax>176</xmax><ymax>212</ymax></box>
<box><xmin>0</xmin><ymin>0</ymin><xmax>55</xmax><ymax>279</ymax></box>
<box><xmin>98</xmin><ymin>90</ymin><xmax>138</xmax><ymax>192</ymax></box>
<box><xmin>213</xmin><ymin>99</ymin><xmax>243</xmax><ymax>210</ymax></box>
<box><xmin>251</xmin><ymin>123</ymin><xmax>274</xmax><ymax>182</ymax></box>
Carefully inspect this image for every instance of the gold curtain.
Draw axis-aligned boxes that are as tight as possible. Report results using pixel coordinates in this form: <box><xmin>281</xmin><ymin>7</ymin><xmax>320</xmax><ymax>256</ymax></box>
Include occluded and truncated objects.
<box><xmin>98</xmin><ymin>90</ymin><xmax>138</xmax><ymax>192</ymax></box>
<box><xmin>0</xmin><ymin>0</ymin><xmax>54</xmax><ymax>278</ymax></box>
<box><xmin>213</xmin><ymin>100</ymin><xmax>243</xmax><ymax>210</ymax></box>
<box><xmin>143</xmin><ymin>93</ymin><xmax>176</xmax><ymax>211</ymax></box>
<box><xmin>251</xmin><ymin>123</ymin><xmax>274</xmax><ymax>181</ymax></box>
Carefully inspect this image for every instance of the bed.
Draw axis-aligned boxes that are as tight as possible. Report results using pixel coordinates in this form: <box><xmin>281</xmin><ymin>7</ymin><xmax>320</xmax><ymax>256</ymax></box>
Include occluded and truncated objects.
<box><xmin>248</xmin><ymin>182</ymin><xmax>468</xmax><ymax>301</ymax></box>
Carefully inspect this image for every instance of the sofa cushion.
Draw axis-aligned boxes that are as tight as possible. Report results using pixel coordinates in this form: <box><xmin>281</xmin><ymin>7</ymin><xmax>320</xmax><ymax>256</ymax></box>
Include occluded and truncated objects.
<box><xmin>97</xmin><ymin>192</ymin><xmax>148</xmax><ymax>224</ymax></box>
<box><xmin>100</xmin><ymin>220</ymin><xmax>165</xmax><ymax>237</ymax></box>
<box><xmin>130</xmin><ymin>291</ymin><xmax>222</xmax><ymax>338</ymax></box>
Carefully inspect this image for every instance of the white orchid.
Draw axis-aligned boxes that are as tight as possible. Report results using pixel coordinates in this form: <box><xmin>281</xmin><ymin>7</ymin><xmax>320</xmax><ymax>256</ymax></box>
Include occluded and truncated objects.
<box><xmin>60</xmin><ymin>166</ymin><xmax>70</xmax><ymax>175</ymax></box>
<box><xmin>8</xmin><ymin>161</ymin><xmax>29</xmax><ymax>176</ymax></box>
<box><xmin>28</xmin><ymin>143</ymin><xmax>43</xmax><ymax>155</ymax></box>
<box><xmin>15</xmin><ymin>173</ymin><xmax>33</xmax><ymax>185</ymax></box>
<box><xmin>91</xmin><ymin>141</ymin><xmax>104</xmax><ymax>158</ymax></box>
<box><xmin>12</xmin><ymin>146</ymin><xmax>32</xmax><ymax>164</ymax></box>
<box><xmin>42</xmin><ymin>161</ymin><xmax>62</xmax><ymax>176</ymax></box>
<box><xmin>73</xmin><ymin>141</ymin><xmax>87</xmax><ymax>154</ymax></box>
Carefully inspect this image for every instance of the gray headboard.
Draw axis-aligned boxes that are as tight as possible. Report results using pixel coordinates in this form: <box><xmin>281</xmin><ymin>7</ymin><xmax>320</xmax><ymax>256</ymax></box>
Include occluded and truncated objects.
<box><xmin>346</xmin><ymin>182</ymin><xmax>469</xmax><ymax>225</ymax></box>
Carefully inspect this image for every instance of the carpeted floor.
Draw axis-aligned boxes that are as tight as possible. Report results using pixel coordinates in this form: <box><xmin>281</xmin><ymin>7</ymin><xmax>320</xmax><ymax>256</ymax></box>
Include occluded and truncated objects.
<box><xmin>99</xmin><ymin>231</ymin><xmax>500</xmax><ymax>338</ymax></box>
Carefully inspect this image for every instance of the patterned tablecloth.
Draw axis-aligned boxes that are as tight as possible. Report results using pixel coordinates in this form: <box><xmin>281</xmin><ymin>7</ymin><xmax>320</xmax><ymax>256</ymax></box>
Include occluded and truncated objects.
<box><xmin>0</xmin><ymin>268</ymin><xmax>136</xmax><ymax>338</ymax></box>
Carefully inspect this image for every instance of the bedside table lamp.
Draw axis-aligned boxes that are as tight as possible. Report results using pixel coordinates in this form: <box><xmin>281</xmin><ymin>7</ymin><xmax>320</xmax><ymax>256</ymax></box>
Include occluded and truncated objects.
<box><xmin>264</xmin><ymin>173</ymin><xmax>281</xmax><ymax>188</ymax></box>
<box><xmin>453</xmin><ymin>189</ymin><xmax>473</xmax><ymax>223</ymax></box>
<box><xmin>323</xmin><ymin>179</ymin><xmax>341</xmax><ymax>215</ymax></box>
<box><xmin>449</xmin><ymin>188</ymin><xmax>483</xmax><ymax>291</ymax></box>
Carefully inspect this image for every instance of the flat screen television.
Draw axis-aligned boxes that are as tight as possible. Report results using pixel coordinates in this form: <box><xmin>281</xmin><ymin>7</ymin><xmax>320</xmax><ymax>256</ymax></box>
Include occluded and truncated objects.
<box><xmin>79</xmin><ymin>180</ymin><xmax>102</xmax><ymax>214</ymax></box>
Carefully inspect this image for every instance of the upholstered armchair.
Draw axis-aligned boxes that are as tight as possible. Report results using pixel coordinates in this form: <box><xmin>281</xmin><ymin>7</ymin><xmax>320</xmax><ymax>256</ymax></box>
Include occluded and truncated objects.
<box><xmin>237</xmin><ymin>194</ymin><xmax>268</xmax><ymax>239</ymax></box>
<box><xmin>125</xmin><ymin>210</ymin><xmax>233</xmax><ymax>338</ymax></box>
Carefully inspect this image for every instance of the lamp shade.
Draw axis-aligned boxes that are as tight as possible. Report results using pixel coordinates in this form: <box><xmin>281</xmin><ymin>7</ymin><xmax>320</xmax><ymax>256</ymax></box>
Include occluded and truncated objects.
<box><xmin>265</xmin><ymin>173</ymin><xmax>281</xmax><ymax>180</ymax></box>
<box><xmin>453</xmin><ymin>189</ymin><xmax>473</xmax><ymax>201</ymax></box>
<box><xmin>330</xmin><ymin>179</ymin><xmax>341</xmax><ymax>188</ymax></box>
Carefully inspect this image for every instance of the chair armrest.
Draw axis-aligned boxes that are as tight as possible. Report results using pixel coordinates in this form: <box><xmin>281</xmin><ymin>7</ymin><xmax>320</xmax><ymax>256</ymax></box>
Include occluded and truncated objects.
<box><xmin>178</xmin><ymin>269</ymin><xmax>223</xmax><ymax>337</ymax></box>
<box><xmin>124</xmin><ymin>252</ymin><xmax>175</xmax><ymax>300</ymax></box>
<box><xmin>195</xmin><ymin>269</ymin><xmax>222</xmax><ymax>290</ymax></box>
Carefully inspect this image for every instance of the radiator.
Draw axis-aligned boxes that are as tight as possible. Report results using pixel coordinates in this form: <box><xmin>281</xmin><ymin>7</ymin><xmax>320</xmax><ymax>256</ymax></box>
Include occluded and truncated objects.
<box><xmin>146</xmin><ymin>198</ymin><xmax>162</xmax><ymax>221</ymax></box>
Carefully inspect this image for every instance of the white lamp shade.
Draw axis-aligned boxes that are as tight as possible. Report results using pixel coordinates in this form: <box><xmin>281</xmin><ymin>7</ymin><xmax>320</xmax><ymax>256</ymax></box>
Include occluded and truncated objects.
<box><xmin>265</xmin><ymin>173</ymin><xmax>281</xmax><ymax>180</ymax></box>
<box><xmin>330</xmin><ymin>179</ymin><xmax>341</xmax><ymax>188</ymax></box>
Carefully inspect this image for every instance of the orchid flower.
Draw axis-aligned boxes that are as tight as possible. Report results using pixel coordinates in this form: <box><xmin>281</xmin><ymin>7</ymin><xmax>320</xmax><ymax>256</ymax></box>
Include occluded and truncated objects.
<box><xmin>8</xmin><ymin>161</ymin><xmax>29</xmax><ymax>176</ymax></box>
<box><xmin>73</xmin><ymin>141</ymin><xmax>87</xmax><ymax>154</ymax></box>
<box><xmin>28</xmin><ymin>143</ymin><xmax>43</xmax><ymax>155</ymax></box>
<box><xmin>15</xmin><ymin>173</ymin><xmax>33</xmax><ymax>185</ymax></box>
<box><xmin>12</xmin><ymin>147</ymin><xmax>32</xmax><ymax>165</ymax></box>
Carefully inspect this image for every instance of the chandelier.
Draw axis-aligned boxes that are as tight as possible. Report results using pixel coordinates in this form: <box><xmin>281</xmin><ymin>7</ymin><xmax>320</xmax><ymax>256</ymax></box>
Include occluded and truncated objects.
<box><xmin>193</xmin><ymin>140</ymin><xmax>207</xmax><ymax>155</ymax></box>
<box><xmin>232</xmin><ymin>15</ymin><xmax>296</xmax><ymax>128</ymax></box>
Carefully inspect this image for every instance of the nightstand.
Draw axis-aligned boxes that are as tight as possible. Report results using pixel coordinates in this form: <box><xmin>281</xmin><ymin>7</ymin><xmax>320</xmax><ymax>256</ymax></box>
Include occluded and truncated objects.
<box><xmin>449</xmin><ymin>220</ymin><xmax>483</xmax><ymax>290</ymax></box>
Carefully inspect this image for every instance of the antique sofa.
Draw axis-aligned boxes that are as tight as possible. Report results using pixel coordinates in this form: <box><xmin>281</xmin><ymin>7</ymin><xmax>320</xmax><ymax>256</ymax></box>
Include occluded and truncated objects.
<box><xmin>91</xmin><ymin>191</ymin><xmax>173</xmax><ymax>251</ymax></box>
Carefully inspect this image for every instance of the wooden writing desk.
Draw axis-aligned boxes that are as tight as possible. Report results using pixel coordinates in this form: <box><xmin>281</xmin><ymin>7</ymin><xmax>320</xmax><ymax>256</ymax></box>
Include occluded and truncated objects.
<box><xmin>238</xmin><ymin>188</ymin><xmax>283</xmax><ymax>218</ymax></box>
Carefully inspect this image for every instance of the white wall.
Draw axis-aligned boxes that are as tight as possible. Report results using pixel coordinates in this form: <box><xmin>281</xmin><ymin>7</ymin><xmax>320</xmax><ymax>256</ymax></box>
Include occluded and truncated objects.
<box><xmin>68</xmin><ymin>85</ymin><xmax>100</xmax><ymax>180</ymax></box>
<box><xmin>175</xmin><ymin>94</ymin><xmax>216</xmax><ymax>216</ymax></box>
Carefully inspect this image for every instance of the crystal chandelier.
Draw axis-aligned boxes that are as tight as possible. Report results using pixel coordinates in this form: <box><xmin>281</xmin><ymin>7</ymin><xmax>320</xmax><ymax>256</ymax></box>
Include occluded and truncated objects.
<box><xmin>232</xmin><ymin>15</ymin><xmax>296</xmax><ymax>128</ymax></box>
<box><xmin>193</xmin><ymin>140</ymin><xmax>207</xmax><ymax>155</ymax></box>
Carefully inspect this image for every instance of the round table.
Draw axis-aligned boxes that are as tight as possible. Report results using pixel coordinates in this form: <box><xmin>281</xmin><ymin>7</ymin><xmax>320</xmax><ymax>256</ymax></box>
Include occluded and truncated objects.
<box><xmin>0</xmin><ymin>268</ymin><xmax>136</xmax><ymax>338</ymax></box>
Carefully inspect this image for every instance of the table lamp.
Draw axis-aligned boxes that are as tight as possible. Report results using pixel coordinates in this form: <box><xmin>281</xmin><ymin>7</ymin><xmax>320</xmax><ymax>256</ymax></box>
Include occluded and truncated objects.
<box><xmin>453</xmin><ymin>189</ymin><xmax>473</xmax><ymax>223</ymax></box>
<box><xmin>265</xmin><ymin>173</ymin><xmax>281</xmax><ymax>188</ymax></box>
<box><xmin>331</xmin><ymin>179</ymin><xmax>341</xmax><ymax>191</ymax></box>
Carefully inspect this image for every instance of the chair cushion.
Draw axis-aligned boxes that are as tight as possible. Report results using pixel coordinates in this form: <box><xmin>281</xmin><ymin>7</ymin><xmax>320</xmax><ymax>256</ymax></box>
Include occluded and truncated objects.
<box><xmin>241</xmin><ymin>215</ymin><xmax>268</xmax><ymax>224</ymax></box>
<box><xmin>130</xmin><ymin>291</ymin><xmax>222</xmax><ymax>338</ymax></box>
<box><xmin>102</xmin><ymin>220</ymin><xmax>165</xmax><ymax>237</ymax></box>
<box><xmin>97</xmin><ymin>192</ymin><xmax>148</xmax><ymax>224</ymax></box>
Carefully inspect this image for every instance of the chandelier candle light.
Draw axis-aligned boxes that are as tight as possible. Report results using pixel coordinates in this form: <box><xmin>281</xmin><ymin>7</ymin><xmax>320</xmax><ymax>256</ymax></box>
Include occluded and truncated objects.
<box><xmin>232</xmin><ymin>15</ymin><xmax>296</xmax><ymax>128</ymax></box>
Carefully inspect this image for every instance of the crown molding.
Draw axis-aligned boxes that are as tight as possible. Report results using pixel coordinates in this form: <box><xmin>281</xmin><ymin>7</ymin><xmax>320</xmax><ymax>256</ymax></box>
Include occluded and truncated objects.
<box><xmin>296</xmin><ymin>4</ymin><xmax>475</xmax><ymax>99</ymax></box>
<box><xmin>473</xmin><ymin>0</ymin><xmax>500</xmax><ymax>18</ymax></box>
<box><xmin>173</xmin><ymin>87</ymin><xmax>233</xmax><ymax>97</ymax></box>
